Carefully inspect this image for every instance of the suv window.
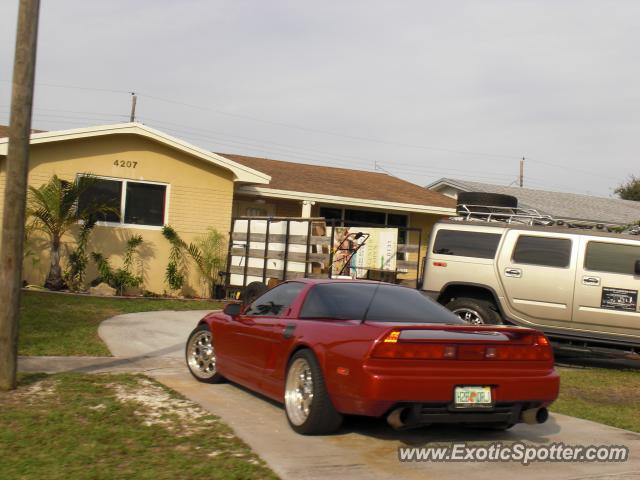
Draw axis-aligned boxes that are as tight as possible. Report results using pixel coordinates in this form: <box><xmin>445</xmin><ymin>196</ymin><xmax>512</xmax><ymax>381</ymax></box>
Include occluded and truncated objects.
<box><xmin>245</xmin><ymin>282</ymin><xmax>305</xmax><ymax>316</ymax></box>
<box><xmin>512</xmin><ymin>235</ymin><xmax>572</xmax><ymax>268</ymax></box>
<box><xmin>585</xmin><ymin>242</ymin><xmax>640</xmax><ymax>275</ymax></box>
<box><xmin>432</xmin><ymin>229</ymin><xmax>502</xmax><ymax>259</ymax></box>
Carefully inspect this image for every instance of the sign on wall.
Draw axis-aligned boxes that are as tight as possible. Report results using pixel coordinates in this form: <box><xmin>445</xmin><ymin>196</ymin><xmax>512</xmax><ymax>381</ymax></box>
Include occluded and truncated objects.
<box><xmin>331</xmin><ymin>226</ymin><xmax>398</xmax><ymax>277</ymax></box>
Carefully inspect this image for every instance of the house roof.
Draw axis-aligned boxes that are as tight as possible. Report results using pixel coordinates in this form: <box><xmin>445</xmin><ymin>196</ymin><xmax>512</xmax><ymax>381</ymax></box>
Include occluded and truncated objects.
<box><xmin>426</xmin><ymin>177</ymin><xmax>640</xmax><ymax>225</ymax></box>
<box><xmin>220</xmin><ymin>153</ymin><xmax>457</xmax><ymax>214</ymax></box>
<box><xmin>0</xmin><ymin>123</ymin><xmax>271</xmax><ymax>185</ymax></box>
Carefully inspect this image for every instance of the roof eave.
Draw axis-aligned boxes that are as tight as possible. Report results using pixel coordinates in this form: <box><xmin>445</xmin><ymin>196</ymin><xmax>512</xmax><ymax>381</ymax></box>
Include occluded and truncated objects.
<box><xmin>0</xmin><ymin>123</ymin><xmax>271</xmax><ymax>184</ymax></box>
<box><xmin>425</xmin><ymin>178</ymin><xmax>471</xmax><ymax>191</ymax></box>
<box><xmin>236</xmin><ymin>185</ymin><xmax>456</xmax><ymax>215</ymax></box>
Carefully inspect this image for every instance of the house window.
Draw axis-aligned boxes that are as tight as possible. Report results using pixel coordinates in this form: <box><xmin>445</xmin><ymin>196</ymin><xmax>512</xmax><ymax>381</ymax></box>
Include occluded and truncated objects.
<box><xmin>78</xmin><ymin>176</ymin><xmax>168</xmax><ymax>227</ymax></box>
<box><xmin>344</xmin><ymin>209</ymin><xmax>386</xmax><ymax>226</ymax></box>
<box><xmin>79</xmin><ymin>178</ymin><xmax>122</xmax><ymax>223</ymax></box>
<box><xmin>319</xmin><ymin>207</ymin><xmax>342</xmax><ymax>224</ymax></box>
<box><xmin>320</xmin><ymin>207</ymin><xmax>408</xmax><ymax>229</ymax></box>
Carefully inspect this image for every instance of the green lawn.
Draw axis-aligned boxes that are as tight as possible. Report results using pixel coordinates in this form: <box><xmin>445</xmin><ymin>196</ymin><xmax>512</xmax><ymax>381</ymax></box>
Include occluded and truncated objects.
<box><xmin>0</xmin><ymin>373</ymin><xmax>276</xmax><ymax>480</ymax></box>
<box><xmin>553</xmin><ymin>367</ymin><xmax>640</xmax><ymax>433</ymax></box>
<box><xmin>20</xmin><ymin>291</ymin><xmax>223</xmax><ymax>356</ymax></box>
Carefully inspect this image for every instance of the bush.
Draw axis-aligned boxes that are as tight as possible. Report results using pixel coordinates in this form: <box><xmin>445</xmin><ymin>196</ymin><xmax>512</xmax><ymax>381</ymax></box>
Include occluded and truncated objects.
<box><xmin>161</xmin><ymin>226</ymin><xmax>226</xmax><ymax>298</ymax></box>
<box><xmin>91</xmin><ymin>235</ymin><xmax>145</xmax><ymax>295</ymax></box>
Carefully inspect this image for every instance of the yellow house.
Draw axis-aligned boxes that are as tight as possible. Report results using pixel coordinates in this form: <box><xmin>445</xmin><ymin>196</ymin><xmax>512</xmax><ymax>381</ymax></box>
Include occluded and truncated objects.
<box><xmin>0</xmin><ymin>123</ymin><xmax>456</xmax><ymax>296</ymax></box>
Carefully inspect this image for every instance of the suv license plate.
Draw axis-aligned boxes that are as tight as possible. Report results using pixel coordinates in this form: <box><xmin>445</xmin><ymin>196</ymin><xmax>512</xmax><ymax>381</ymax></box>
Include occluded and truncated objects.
<box><xmin>454</xmin><ymin>386</ymin><xmax>492</xmax><ymax>407</ymax></box>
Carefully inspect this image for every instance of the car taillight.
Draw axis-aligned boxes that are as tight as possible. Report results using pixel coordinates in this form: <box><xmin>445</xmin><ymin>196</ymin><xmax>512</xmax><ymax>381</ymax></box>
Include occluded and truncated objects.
<box><xmin>485</xmin><ymin>335</ymin><xmax>553</xmax><ymax>361</ymax></box>
<box><xmin>371</xmin><ymin>331</ymin><xmax>553</xmax><ymax>361</ymax></box>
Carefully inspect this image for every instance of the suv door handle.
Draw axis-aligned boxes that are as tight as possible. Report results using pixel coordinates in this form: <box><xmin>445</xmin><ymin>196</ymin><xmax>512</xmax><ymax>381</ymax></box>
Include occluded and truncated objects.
<box><xmin>505</xmin><ymin>268</ymin><xmax>522</xmax><ymax>278</ymax></box>
<box><xmin>582</xmin><ymin>276</ymin><xmax>601</xmax><ymax>286</ymax></box>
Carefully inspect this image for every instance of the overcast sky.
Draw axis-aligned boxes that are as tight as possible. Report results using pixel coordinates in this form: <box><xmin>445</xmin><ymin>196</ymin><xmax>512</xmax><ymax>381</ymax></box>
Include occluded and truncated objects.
<box><xmin>1</xmin><ymin>0</ymin><xmax>639</xmax><ymax>197</ymax></box>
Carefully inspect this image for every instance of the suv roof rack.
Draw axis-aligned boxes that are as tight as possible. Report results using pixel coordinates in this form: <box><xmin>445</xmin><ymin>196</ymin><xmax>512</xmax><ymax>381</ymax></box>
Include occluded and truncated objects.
<box><xmin>455</xmin><ymin>204</ymin><xmax>640</xmax><ymax>235</ymax></box>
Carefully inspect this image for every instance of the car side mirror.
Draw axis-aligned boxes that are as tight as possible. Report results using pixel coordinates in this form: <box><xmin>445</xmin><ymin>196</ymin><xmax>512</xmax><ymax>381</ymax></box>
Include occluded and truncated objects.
<box><xmin>223</xmin><ymin>303</ymin><xmax>242</xmax><ymax>317</ymax></box>
<box><xmin>635</xmin><ymin>260</ymin><xmax>640</xmax><ymax>276</ymax></box>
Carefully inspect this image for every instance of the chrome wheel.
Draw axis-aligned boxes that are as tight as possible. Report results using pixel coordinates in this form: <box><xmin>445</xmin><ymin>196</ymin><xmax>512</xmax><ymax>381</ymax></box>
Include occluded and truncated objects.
<box><xmin>452</xmin><ymin>308</ymin><xmax>485</xmax><ymax>325</ymax></box>
<box><xmin>187</xmin><ymin>329</ymin><xmax>217</xmax><ymax>379</ymax></box>
<box><xmin>285</xmin><ymin>358</ymin><xmax>314</xmax><ymax>426</ymax></box>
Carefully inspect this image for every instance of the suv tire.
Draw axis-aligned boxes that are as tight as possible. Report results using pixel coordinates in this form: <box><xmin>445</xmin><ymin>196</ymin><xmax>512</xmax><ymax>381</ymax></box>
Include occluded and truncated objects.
<box><xmin>446</xmin><ymin>297</ymin><xmax>502</xmax><ymax>325</ymax></box>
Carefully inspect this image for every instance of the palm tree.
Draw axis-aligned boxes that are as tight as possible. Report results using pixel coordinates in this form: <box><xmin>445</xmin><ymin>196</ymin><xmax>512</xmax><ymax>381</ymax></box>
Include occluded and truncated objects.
<box><xmin>27</xmin><ymin>174</ymin><xmax>111</xmax><ymax>290</ymax></box>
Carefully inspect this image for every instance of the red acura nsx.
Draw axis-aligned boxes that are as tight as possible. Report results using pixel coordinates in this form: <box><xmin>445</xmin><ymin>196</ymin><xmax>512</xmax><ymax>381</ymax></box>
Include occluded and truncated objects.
<box><xmin>186</xmin><ymin>279</ymin><xmax>559</xmax><ymax>435</ymax></box>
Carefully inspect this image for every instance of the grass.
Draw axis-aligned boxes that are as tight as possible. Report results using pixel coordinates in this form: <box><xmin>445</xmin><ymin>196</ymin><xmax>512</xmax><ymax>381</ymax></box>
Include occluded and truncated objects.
<box><xmin>0</xmin><ymin>373</ymin><xmax>276</xmax><ymax>480</ymax></box>
<box><xmin>552</xmin><ymin>367</ymin><xmax>640</xmax><ymax>433</ymax></box>
<box><xmin>20</xmin><ymin>291</ymin><xmax>223</xmax><ymax>356</ymax></box>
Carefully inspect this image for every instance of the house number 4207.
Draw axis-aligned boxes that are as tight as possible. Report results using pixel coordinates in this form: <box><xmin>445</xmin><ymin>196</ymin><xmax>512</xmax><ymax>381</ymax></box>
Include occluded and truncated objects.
<box><xmin>114</xmin><ymin>160</ymin><xmax>138</xmax><ymax>168</ymax></box>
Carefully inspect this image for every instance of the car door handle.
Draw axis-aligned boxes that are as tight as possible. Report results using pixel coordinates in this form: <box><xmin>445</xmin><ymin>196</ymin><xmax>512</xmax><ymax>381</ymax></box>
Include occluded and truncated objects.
<box><xmin>505</xmin><ymin>268</ymin><xmax>522</xmax><ymax>278</ymax></box>
<box><xmin>582</xmin><ymin>276</ymin><xmax>601</xmax><ymax>286</ymax></box>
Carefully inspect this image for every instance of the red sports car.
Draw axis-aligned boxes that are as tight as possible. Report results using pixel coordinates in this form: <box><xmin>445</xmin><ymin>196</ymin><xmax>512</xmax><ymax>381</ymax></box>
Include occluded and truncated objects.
<box><xmin>186</xmin><ymin>279</ymin><xmax>559</xmax><ymax>435</ymax></box>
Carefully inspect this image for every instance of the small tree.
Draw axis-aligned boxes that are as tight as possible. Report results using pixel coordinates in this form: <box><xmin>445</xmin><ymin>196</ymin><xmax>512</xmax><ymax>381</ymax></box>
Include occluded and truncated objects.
<box><xmin>162</xmin><ymin>226</ymin><xmax>188</xmax><ymax>292</ymax></box>
<box><xmin>615</xmin><ymin>175</ymin><xmax>640</xmax><ymax>201</ymax></box>
<box><xmin>64</xmin><ymin>217</ymin><xmax>97</xmax><ymax>291</ymax></box>
<box><xmin>27</xmin><ymin>174</ymin><xmax>112</xmax><ymax>290</ymax></box>
<box><xmin>191</xmin><ymin>228</ymin><xmax>227</xmax><ymax>298</ymax></box>
<box><xmin>162</xmin><ymin>226</ymin><xmax>226</xmax><ymax>298</ymax></box>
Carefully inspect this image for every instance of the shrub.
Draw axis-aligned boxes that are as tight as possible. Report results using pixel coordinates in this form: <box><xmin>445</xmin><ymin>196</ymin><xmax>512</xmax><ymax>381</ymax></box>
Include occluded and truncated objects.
<box><xmin>91</xmin><ymin>235</ymin><xmax>145</xmax><ymax>295</ymax></box>
<box><xmin>161</xmin><ymin>226</ymin><xmax>226</xmax><ymax>298</ymax></box>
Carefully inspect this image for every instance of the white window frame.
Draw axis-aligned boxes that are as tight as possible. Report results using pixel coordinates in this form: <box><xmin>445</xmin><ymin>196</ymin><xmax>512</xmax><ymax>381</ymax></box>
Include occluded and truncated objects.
<box><xmin>77</xmin><ymin>174</ymin><xmax>170</xmax><ymax>230</ymax></box>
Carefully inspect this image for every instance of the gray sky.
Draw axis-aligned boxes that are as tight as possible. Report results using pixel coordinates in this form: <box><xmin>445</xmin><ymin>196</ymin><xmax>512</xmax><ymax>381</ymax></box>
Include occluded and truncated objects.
<box><xmin>1</xmin><ymin>0</ymin><xmax>639</xmax><ymax>197</ymax></box>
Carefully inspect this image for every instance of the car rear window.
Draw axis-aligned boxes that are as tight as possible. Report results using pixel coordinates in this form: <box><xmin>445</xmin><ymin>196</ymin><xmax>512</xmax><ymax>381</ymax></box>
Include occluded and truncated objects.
<box><xmin>300</xmin><ymin>283</ymin><xmax>463</xmax><ymax>324</ymax></box>
<box><xmin>585</xmin><ymin>241</ymin><xmax>640</xmax><ymax>275</ymax></box>
<box><xmin>432</xmin><ymin>229</ymin><xmax>502</xmax><ymax>259</ymax></box>
<box><xmin>512</xmin><ymin>235</ymin><xmax>572</xmax><ymax>268</ymax></box>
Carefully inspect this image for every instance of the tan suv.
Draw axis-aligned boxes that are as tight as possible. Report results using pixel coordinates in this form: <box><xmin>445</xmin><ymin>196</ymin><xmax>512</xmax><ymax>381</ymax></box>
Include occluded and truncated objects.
<box><xmin>422</xmin><ymin>219</ymin><xmax>640</xmax><ymax>353</ymax></box>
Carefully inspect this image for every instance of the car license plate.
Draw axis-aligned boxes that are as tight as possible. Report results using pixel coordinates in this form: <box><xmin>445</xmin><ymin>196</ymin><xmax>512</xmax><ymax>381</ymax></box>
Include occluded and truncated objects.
<box><xmin>454</xmin><ymin>386</ymin><xmax>492</xmax><ymax>407</ymax></box>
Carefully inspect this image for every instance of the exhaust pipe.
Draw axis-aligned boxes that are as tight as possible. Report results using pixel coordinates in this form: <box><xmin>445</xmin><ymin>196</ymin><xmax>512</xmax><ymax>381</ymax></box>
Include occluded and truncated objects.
<box><xmin>387</xmin><ymin>406</ymin><xmax>412</xmax><ymax>430</ymax></box>
<box><xmin>521</xmin><ymin>407</ymin><xmax>549</xmax><ymax>425</ymax></box>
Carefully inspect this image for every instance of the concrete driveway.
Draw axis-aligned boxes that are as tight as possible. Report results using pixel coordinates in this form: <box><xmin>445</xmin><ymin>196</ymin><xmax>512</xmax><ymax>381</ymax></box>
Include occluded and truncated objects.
<box><xmin>99</xmin><ymin>311</ymin><xmax>640</xmax><ymax>480</ymax></box>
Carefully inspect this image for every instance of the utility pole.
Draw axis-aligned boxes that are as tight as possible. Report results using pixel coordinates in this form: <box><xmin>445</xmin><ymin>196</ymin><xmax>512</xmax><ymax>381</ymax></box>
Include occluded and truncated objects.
<box><xmin>129</xmin><ymin>92</ymin><xmax>137</xmax><ymax>122</ymax></box>
<box><xmin>519</xmin><ymin>157</ymin><xmax>525</xmax><ymax>188</ymax></box>
<box><xmin>0</xmin><ymin>0</ymin><xmax>41</xmax><ymax>391</ymax></box>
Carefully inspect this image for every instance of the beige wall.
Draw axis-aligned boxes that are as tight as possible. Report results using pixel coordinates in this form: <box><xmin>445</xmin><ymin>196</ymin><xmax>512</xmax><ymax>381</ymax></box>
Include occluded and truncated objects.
<box><xmin>3</xmin><ymin>134</ymin><xmax>235</xmax><ymax>296</ymax></box>
<box><xmin>233</xmin><ymin>195</ymin><xmax>303</xmax><ymax>218</ymax></box>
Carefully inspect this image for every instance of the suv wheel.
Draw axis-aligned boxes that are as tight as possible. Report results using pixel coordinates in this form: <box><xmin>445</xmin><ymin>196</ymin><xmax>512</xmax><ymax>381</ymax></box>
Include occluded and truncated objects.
<box><xmin>447</xmin><ymin>298</ymin><xmax>502</xmax><ymax>325</ymax></box>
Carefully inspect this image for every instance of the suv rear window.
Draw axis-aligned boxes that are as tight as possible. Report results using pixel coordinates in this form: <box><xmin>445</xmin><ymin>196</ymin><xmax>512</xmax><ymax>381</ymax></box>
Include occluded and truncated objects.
<box><xmin>432</xmin><ymin>229</ymin><xmax>501</xmax><ymax>259</ymax></box>
<box><xmin>585</xmin><ymin>241</ymin><xmax>640</xmax><ymax>275</ymax></box>
<box><xmin>512</xmin><ymin>235</ymin><xmax>572</xmax><ymax>268</ymax></box>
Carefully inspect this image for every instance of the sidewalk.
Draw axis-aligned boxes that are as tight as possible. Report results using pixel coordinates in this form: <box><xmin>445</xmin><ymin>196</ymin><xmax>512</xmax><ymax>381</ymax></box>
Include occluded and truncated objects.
<box><xmin>18</xmin><ymin>354</ymin><xmax>182</xmax><ymax>375</ymax></box>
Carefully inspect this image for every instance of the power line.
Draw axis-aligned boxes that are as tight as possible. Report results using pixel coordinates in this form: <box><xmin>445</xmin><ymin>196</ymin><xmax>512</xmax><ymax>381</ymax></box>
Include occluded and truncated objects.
<box><xmin>0</xmin><ymin>82</ymin><xmax>623</xmax><ymax>186</ymax></box>
<box><xmin>1</xmin><ymin>106</ymin><xmax>601</xmax><ymax>190</ymax></box>
<box><xmin>0</xmin><ymin>79</ymin><xmax>129</xmax><ymax>95</ymax></box>
<box><xmin>143</xmin><ymin>120</ymin><xmax>522</xmax><ymax>181</ymax></box>
<box><xmin>1</xmin><ymin>78</ymin><xmax>518</xmax><ymax>159</ymax></box>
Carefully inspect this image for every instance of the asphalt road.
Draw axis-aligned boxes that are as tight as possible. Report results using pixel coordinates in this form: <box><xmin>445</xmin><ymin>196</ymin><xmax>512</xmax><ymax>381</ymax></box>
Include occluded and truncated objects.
<box><xmin>99</xmin><ymin>311</ymin><xmax>640</xmax><ymax>480</ymax></box>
